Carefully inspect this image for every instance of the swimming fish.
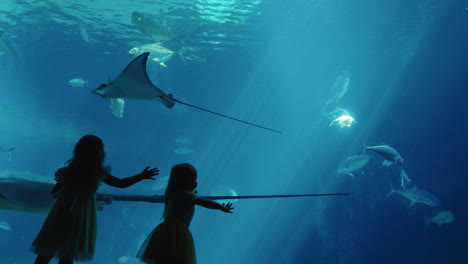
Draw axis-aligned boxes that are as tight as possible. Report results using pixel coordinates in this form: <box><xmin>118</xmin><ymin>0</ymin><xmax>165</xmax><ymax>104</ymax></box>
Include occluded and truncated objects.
<box><xmin>337</xmin><ymin>154</ymin><xmax>372</xmax><ymax>177</ymax></box>
<box><xmin>364</xmin><ymin>144</ymin><xmax>404</xmax><ymax>166</ymax></box>
<box><xmin>129</xmin><ymin>43</ymin><xmax>186</xmax><ymax>67</ymax></box>
<box><xmin>387</xmin><ymin>186</ymin><xmax>440</xmax><ymax>207</ymax></box>
<box><xmin>0</xmin><ymin>220</ymin><xmax>11</xmax><ymax>231</ymax></box>
<box><xmin>211</xmin><ymin>185</ymin><xmax>238</xmax><ymax>205</ymax></box>
<box><xmin>0</xmin><ymin>146</ymin><xmax>14</xmax><ymax>161</ymax></box>
<box><xmin>330</xmin><ymin>115</ymin><xmax>357</xmax><ymax>128</ymax></box>
<box><xmin>110</xmin><ymin>98</ymin><xmax>125</xmax><ymax>118</ymax></box>
<box><xmin>425</xmin><ymin>211</ymin><xmax>455</xmax><ymax>227</ymax></box>
<box><xmin>93</xmin><ymin>52</ymin><xmax>282</xmax><ymax>134</ymax></box>
<box><xmin>173</xmin><ymin>148</ymin><xmax>194</xmax><ymax>155</ymax></box>
<box><xmin>68</xmin><ymin>78</ymin><xmax>88</xmax><ymax>87</ymax></box>
<box><xmin>131</xmin><ymin>12</ymin><xmax>175</xmax><ymax>43</ymax></box>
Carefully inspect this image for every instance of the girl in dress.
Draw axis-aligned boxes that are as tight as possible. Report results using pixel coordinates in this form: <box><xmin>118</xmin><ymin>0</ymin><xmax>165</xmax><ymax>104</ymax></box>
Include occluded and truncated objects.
<box><xmin>137</xmin><ymin>163</ymin><xmax>233</xmax><ymax>264</ymax></box>
<box><xmin>32</xmin><ymin>135</ymin><xmax>159</xmax><ymax>264</ymax></box>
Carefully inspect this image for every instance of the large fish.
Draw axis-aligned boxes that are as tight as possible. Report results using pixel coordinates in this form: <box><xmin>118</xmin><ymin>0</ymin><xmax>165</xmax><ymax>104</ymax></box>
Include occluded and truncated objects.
<box><xmin>68</xmin><ymin>78</ymin><xmax>88</xmax><ymax>88</ymax></box>
<box><xmin>337</xmin><ymin>154</ymin><xmax>372</xmax><ymax>177</ymax></box>
<box><xmin>131</xmin><ymin>12</ymin><xmax>175</xmax><ymax>43</ymax></box>
<box><xmin>110</xmin><ymin>98</ymin><xmax>125</xmax><ymax>119</ymax></box>
<box><xmin>425</xmin><ymin>211</ymin><xmax>455</xmax><ymax>227</ymax></box>
<box><xmin>211</xmin><ymin>185</ymin><xmax>238</xmax><ymax>204</ymax></box>
<box><xmin>364</xmin><ymin>144</ymin><xmax>404</xmax><ymax>166</ymax></box>
<box><xmin>387</xmin><ymin>186</ymin><xmax>440</xmax><ymax>207</ymax></box>
<box><xmin>329</xmin><ymin>114</ymin><xmax>357</xmax><ymax>128</ymax></box>
<box><xmin>128</xmin><ymin>43</ymin><xmax>186</xmax><ymax>67</ymax></box>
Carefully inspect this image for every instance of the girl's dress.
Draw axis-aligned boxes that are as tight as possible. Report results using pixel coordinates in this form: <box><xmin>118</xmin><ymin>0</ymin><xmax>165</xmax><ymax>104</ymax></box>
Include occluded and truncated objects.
<box><xmin>137</xmin><ymin>191</ymin><xmax>198</xmax><ymax>264</ymax></box>
<box><xmin>31</xmin><ymin>167</ymin><xmax>108</xmax><ymax>261</ymax></box>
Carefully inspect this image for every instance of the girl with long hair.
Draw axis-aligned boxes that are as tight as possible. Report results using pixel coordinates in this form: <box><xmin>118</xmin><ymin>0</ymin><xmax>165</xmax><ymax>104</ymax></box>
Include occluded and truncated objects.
<box><xmin>137</xmin><ymin>163</ymin><xmax>233</xmax><ymax>264</ymax></box>
<box><xmin>32</xmin><ymin>135</ymin><xmax>159</xmax><ymax>264</ymax></box>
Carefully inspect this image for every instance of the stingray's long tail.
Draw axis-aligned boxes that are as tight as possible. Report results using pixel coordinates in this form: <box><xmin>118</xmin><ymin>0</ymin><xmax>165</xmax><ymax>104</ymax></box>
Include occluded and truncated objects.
<box><xmin>172</xmin><ymin>98</ymin><xmax>282</xmax><ymax>134</ymax></box>
<box><xmin>206</xmin><ymin>193</ymin><xmax>351</xmax><ymax>200</ymax></box>
<box><xmin>97</xmin><ymin>193</ymin><xmax>350</xmax><ymax>204</ymax></box>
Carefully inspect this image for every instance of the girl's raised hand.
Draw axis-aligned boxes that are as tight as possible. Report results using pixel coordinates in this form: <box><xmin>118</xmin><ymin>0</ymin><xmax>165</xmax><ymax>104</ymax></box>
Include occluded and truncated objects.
<box><xmin>221</xmin><ymin>202</ymin><xmax>234</xmax><ymax>213</ymax></box>
<box><xmin>139</xmin><ymin>166</ymin><xmax>159</xmax><ymax>180</ymax></box>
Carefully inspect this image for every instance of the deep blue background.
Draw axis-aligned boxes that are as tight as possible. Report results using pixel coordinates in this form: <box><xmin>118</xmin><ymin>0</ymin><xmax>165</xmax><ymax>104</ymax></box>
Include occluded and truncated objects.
<box><xmin>1</xmin><ymin>1</ymin><xmax>467</xmax><ymax>263</ymax></box>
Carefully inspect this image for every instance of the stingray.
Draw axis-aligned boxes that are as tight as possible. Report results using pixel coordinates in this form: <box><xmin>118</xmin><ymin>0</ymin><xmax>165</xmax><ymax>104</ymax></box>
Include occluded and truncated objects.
<box><xmin>0</xmin><ymin>178</ymin><xmax>56</xmax><ymax>213</ymax></box>
<box><xmin>1</xmin><ymin>178</ymin><xmax>349</xmax><ymax>213</ymax></box>
<box><xmin>92</xmin><ymin>52</ymin><xmax>282</xmax><ymax>134</ymax></box>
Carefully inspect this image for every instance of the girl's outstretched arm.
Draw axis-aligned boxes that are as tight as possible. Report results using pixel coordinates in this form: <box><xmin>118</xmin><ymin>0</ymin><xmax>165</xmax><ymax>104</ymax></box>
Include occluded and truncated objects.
<box><xmin>104</xmin><ymin>166</ymin><xmax>159</xmax><ymax>188</ymax></box>
<box><xmin>195</xmin><ymin>198</ymin><xmax>234</xmax><ymax>213</ymax></box>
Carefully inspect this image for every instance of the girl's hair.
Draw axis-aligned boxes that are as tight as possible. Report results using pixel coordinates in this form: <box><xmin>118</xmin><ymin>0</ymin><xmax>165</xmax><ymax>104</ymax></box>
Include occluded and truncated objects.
<box><xmin>64</xmin><ymin>135</ymin><xmax>106</xmax><ymax>184</ymax></box>
<box><xmin>163</xmin><ymin>163</ymin><xmax>197</xmax><ymax>218</ymax></box>
<box><xmin>165</xmin><ymin>163</ymin><xmax>197</xmax><ymax>196</ymax></box>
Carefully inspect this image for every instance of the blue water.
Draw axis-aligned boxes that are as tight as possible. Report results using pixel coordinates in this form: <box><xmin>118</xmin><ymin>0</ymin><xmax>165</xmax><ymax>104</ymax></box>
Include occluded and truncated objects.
<box><xmin>1</xmin><ymin>0</ymin><xmax>467</xmax><ymax>263</ymax></box>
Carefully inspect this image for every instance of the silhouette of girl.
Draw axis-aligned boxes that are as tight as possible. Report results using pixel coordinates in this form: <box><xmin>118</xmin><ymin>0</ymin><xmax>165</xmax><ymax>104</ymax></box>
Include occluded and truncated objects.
<box><xmin>137</xmin><ymin>163</ymin><xmax>233</xmax><ymax>264</ymax></box>
<box><xmin>31</xmin><ymin>135</ymin><xmax>159</xmax><ymax>264</ymax></box>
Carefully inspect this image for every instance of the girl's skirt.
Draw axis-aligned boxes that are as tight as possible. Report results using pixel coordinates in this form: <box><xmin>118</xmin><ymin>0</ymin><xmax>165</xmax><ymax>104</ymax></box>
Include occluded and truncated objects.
<box><xmin>137</xmin><ymin>219</ymin><xmax>196</xmax><ymax>264</ymax></box>
<box><xmin>31</xmin><ymin>196</ymin><xmax>97</xmax><ymax>261</ymax></box>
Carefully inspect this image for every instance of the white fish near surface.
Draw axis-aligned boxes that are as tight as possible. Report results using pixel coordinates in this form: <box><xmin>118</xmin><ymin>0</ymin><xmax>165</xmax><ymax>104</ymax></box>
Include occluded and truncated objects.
<box><xmin>173</xmin><ymin>148</ymin><xmax>194</xmax><ymax>155</ymax></box>
<box><xmin>337</xmin><ymin>154</ymin><xmax>372</xmax><ymax>177</ymax></box>
<box><xmin>110</xmin><ymin>98</ymin><xmax>125</xmax><ymax>118</ymax></box>
<box><xmin>68</xmin><ymin>78</ymin><xmax>88</xmax><ymax>87</ymax></box>
<box><xmin>330</xmin><ymin>115</ymin><xmax>357</xmax><ymax>128</ymax></box>
<box><xmin>364</xmin><ymin>144</ymin><xmax>404</xmax><ymax>166</ymax></box>
<box><xmin>0</xmin><ymin>220</ymin><xmax>11</xmax><ymax>230</ymax></box>
<box><xmin>387</xmin><ymin>186</ymin><xmax>441</xmax><ymax>207</ymax></box>
<box><xmin>425</xmin><ymin>211</ymin><xmax>455</xmax><ymax>227</ymax></box>
<box><xmin>0</xmin><ymin>146</ymin><xmax>14</xmax><ymax>161</ymax></box>
<box><xmin>128</xmin><ymin>43</ymin><xmax>177</xmax><ymax>67</ymax></box>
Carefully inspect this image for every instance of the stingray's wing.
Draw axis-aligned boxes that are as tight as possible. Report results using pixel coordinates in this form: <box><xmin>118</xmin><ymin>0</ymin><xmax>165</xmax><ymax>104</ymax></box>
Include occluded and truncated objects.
<box><xmin>93</xmin><ymin>52</ymin><xmax>175</xmax><ymax>108</ymax></box>
<box><xmin>0</xmin><ymin>178</ymin><xmax>160</xmax><ymax>213</ymax></box>
<box><xmin>0</xmin><ymin>179</ymin><xmax>55</xmax><ymax>213</ymax></box>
